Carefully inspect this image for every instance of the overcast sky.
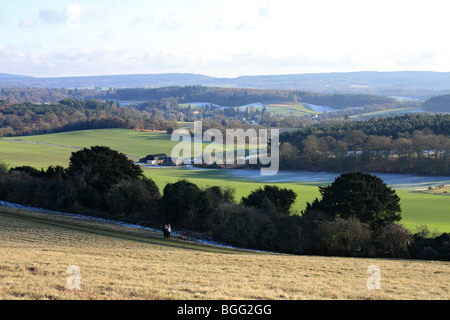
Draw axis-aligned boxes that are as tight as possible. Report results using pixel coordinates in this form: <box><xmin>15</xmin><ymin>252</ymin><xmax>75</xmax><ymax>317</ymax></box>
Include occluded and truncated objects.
<box><xmin>1</xmin><ymin>0</ymin><xmax>449</xmax><ymax>78</ymax></box>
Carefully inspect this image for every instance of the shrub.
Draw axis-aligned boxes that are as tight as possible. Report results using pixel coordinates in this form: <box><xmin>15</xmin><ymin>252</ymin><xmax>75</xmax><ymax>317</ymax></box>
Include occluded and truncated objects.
<box><xmin>274</xmin><ymin>215</ymin><xmax>303</xmax><ymax>254</ymax></box>
<box><xmin>411</xmin><ymin>232</ymin><xmax>450</xmax><ymax>260</ymax></box>
<box><xmin>107</xmin><ymin>177</ymin><xmax>160</xmax><ymax>219</ymax></box>
<box><xmin>204</xmin><ymin>186</ymin><xmax>235</xmax><ymax>207</ymax></box>
<box><xmin>213</xmin><ymin>203</ymin><xmax>276</xmax><ymax>251</ymax></box>
<box><xmin>418</xmin><ymin>247</ymin><xmax>440</xmax><ymax>260</ymax></box>
<box><xmin>377</xmin><ymin>224</ymin><xmax>412</xmax><ymax>258</ymax></box>
<box><xmin>316</xmin><ymin>217</ymin><xmax>372</xmax><ymax>256</ymax></box>
<box><xmin>241</xmin><ymin>185</ymin><xmax>297</xmax><ymax>217</ymax></box>
<box><xmin>157</xmin><ymin>179</ymin><xmax>213</xmax><ymax>231</ymax></box>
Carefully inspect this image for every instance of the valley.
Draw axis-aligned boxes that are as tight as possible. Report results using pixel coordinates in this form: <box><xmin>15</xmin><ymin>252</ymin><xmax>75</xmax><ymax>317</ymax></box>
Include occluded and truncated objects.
<box><xmin>1</xmin><ymin>128</ymin><xmax>449</xmax><ymax>232</ymax></box>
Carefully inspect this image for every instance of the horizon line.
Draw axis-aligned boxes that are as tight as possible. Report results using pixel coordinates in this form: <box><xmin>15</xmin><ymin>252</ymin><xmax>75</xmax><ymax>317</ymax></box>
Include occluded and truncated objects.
<box><xmin>2</xmin><ymin>70</ymin><xmax>450</xmax><ymax>80</ymax></box>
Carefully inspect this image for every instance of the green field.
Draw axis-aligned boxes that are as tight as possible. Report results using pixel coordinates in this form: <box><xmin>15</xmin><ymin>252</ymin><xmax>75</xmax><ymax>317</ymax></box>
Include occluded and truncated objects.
<box><xmin>144</xmin><ymin>167</ymin><xmax>450</xmax><ymax>233</ymax></box>
<box><xmin>3</xmin><ymin>129</ymin><xmax>179</xmax><ymax>160</ymax></box>
<box><xmin>349</xmin><ymin>107</ymin><xmax>422</xmax><ymax>119</ymax></box>
<box><xmin>0</xmin><ymin>140</ymin><xmax>75</xmax><ymax>168</ymax></box>
<box><xmin>1</xmin><ymin>128</ymin><xmax>449</xmax><ymax>233</ymax></box>
<box><xmin>144</xmin><ymin>167</ymin><xmax>320</xmax><ymax>214</ymax></box>
<box><xmin>179</xmin><ymin>102</ymin><xmax>319</xmax><ymax>117</ymax></box>
<box><xmin>265</xmin><ymin>103</ymin><xmax>319</xmax><ymax>116</ymax></box>
<box><xmin>0</xmin><ymin>128</ymin><xmax>250</xmax><ymax>167</ymax></box>
<box><xmin>396</xmin><ymin>189</ymin><xmax>450</xmax><ymax>232</ymax></box>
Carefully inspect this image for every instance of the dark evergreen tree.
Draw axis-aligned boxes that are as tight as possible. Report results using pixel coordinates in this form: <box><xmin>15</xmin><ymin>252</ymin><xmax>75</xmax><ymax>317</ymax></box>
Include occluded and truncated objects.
<box><xmin>66</xmin><ymin>146</ymin><xmax>143</xmax><ymax>191</ymax></box>
<box><xmin>157</xmin><ymin>179</ymin><xmax>213</xmax><ymax>231</ymax></box>
<box><xmin>241</xmin><ymin>185</ymin><xmax>297</xmax><ymax>217</ymax></box>
<box><xmin>304</xmin><ymin>172</ymin><xmax>402</xmax><ymax>233</ymax></box>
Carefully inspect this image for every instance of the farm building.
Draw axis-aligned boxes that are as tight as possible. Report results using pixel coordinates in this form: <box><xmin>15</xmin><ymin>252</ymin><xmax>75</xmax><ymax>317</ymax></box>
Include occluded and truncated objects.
<box><xmin>139</xmin><ymin>154</ymin><xmax>183</xmax><ymax>166</ymax></box>
<box><xmin>139</xmin><ymin>153</ymin><xmax>167</xmax><ymax>164</ymax></box>
<box><xmin>159</xmin><ymin>156</ymin><xmax>183</xmax><ymax>166</ymax></box>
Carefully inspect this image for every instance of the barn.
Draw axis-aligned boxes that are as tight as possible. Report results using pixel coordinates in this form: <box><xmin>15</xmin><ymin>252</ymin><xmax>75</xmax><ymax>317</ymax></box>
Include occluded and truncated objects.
<box><xmin>159</xmin><ymin>156</ymin><xmax>183</xmax><ymax>166</ymax></box>
<box><xmin>139</xmin><ymin>153</ymin><xmax>168</xmax><ymax>164</ymax></box>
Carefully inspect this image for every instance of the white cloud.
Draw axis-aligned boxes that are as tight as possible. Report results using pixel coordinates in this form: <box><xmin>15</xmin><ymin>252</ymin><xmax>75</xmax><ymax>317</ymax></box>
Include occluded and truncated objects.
<box><xmin>18</xmin><ymin>18</ymin><xmax>38</xmax><ymax>28</ymax></box>
<box><xmin>0</xmin><ymin>44</ymin><xmax>8</xmax><ymax>53</ymax></box>
<box><xmin>129</xmin><ymin>16</ymin><xmax>153</xmax><ymax>26</ymax></box>
<box><xmin>157</xmin><ymin>11</ymin><xmax>185</xmax><ymax>30</ymax></box>
<box><xmin>39</xmin><ymin>3</ymin><xmax>105</xmax><ymax>28</ymax></box>
<box><xmin>3</xmin><ymin>0</ymin><xmax>450</xmax><ymax>77</ymax></box>
<box><xmin>258</xmin><ymin>2</ymin><xmax>270</xmax><ymax>19</ymax></box>
<box><xmin>39</xmin><ymin>8</ymin><xmax>60</xmax><ymax>24</ymax></box>
<box><xmin>64</xmin><ymin>3</ymin><xmax>83</xmax><ymax>29</ymax></box>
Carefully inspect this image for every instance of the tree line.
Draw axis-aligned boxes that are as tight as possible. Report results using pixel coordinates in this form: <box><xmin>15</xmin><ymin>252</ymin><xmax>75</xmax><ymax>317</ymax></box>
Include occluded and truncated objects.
<box><xmin>1</xmin><ymin>86</ymin><xmax>399</xmax><ymax>109</ymax></box>
<box><xmin>0</xmin><ymin>99</ymin><xmax>179</xmax><ymax>137</ymax></box>
<box><xmin>280</xmin><ymin>113</ymin><xmax>450</xmax><ymax>139</ymax></box>
<box><xmin>109</xmin><ymin>86</ymin><xmax>397</xmax><ymax>108</ymax></box>
<box><xmin>279</xmin><ymin>114</ymin><xmax>450</xmax><ymax>175</ymax></box>
<box><xmin>0</xmin><ymin>87</ymin><xmax>102</xmax><ymax>104</ymax></box>
<box><xmin>0</xmin><ymin>146</ymin><xmax>448</xmax><ymax>260</ymax></box>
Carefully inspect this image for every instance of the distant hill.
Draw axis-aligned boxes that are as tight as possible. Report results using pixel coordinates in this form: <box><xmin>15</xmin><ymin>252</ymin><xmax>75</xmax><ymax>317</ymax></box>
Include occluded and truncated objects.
<box><xmin>0</xmin><ymin>73</ymin><xmax>216</xmax><ymax>90</ymax></box>
<box><xmin>423</xmin><ymin>94</ymin><xmax>450</xmax><ymax>112</ymax></box>
<box><xmin>0</xmin><ymin>73</ymin><xmax>35</xmax><ymax>80</ymax></box>
<box><xmin>1</xmin><ymin>71</ymin><xmax>450</xmax><ymax>98</ymax></box>
<box><xmin>232</xmin><ymin>71</ymin><xmax>450</xmax><ymax>90</ymax></box>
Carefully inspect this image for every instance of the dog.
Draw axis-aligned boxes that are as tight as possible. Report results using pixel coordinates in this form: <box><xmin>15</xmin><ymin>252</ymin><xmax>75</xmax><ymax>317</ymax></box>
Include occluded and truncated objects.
<box><xmin>177</xmin><ymin>235</ymin><xmax>186</xmax><ymax>241</ymax></box>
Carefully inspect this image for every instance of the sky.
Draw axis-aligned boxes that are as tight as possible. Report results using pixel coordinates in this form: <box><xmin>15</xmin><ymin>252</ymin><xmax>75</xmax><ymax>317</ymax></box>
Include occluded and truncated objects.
<box><xmin>1</xmin><ymin>0</ymin><xmax>449</xmax><ymax>78</ymax></box>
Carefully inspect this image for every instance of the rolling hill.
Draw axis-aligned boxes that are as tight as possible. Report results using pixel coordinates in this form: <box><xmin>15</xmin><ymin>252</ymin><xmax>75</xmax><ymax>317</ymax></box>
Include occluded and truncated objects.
<box><xmin>2</xmin><ymin>71</ymin><xmax>450</xmax><ymax>98</ymax></box>
<box><xmin>0</xmin><ymin>73</ymin><xmax>34</xmax><ymax>80</ymax></box>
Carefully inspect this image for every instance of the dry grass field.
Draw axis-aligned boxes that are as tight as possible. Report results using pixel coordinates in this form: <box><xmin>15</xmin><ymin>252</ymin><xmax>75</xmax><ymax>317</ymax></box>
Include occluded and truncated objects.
<box><xmin>0</xmin><ymin>207</ymin><xmax>448</xmax><ymax>300</ymax></box>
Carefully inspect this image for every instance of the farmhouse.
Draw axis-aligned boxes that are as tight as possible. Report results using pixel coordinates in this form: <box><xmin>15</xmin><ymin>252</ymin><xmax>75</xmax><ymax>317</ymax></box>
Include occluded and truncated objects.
<box><xmin>139</xmin><ymin>154</ymin><xmax>183</xmax><ymax>166</ymax></box>
<box><xmin>139</xmin><ymin>153</ymin><xmax>167</xmax><ymax>164</ymax></box>
<box><xmin>159</xmin><ymin>156</ymin><xmax>183</xmax><ymax>166</ymax></box>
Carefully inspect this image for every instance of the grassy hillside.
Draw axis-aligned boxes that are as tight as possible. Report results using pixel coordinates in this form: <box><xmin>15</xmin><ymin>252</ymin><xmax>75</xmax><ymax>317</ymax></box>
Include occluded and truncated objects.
<box><xmin>1</xmin><ymin>207</ymin><xmax>448</xmax><ymax>300</ymax></box>
<box><xmin>0</xmin><ymin>128</ymin><xmax>245</xmax><ymax>165</ymax></box>
<box><xmin>2</xmin><ymin>129</ymin><xmax>178</xmax><ymax>159</ymax></box>
<box><xmin>0</xmin><ymin>140</ymin><xmax>75</xmax><ymax>168</ymax></box>
<box><xmin>264</xmin><ymin>104</ymin><xmax>319</xmax><ymax>116</ymax></box>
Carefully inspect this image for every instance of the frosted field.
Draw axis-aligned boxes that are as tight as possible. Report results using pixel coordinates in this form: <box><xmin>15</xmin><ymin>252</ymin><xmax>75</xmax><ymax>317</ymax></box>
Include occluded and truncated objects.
<box><xmin>192</xmin><ymin>167</ymin><xmax>450</xmax><ymax>189</ymax></box>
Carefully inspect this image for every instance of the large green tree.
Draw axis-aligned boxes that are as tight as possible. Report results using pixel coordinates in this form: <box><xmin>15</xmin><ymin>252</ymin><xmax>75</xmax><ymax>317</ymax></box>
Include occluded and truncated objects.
<box><xmin>305</xmin><ymin>172</ymin><xmax>402</xmax><ymax>233</ymax></box>
<box><xmin>66</xmin><ymin>146</ymin><xmax>143</xmax><ymax>191</ymax></box>
<box><xmin>158</xmin><ymin>179</ymin><xmax>212</xmax><ymax>231</ymax></box>
<box><xmin>241</xmin><ymin>185</ymin><xmax>297</xmax><ymax>217</ymax></box>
